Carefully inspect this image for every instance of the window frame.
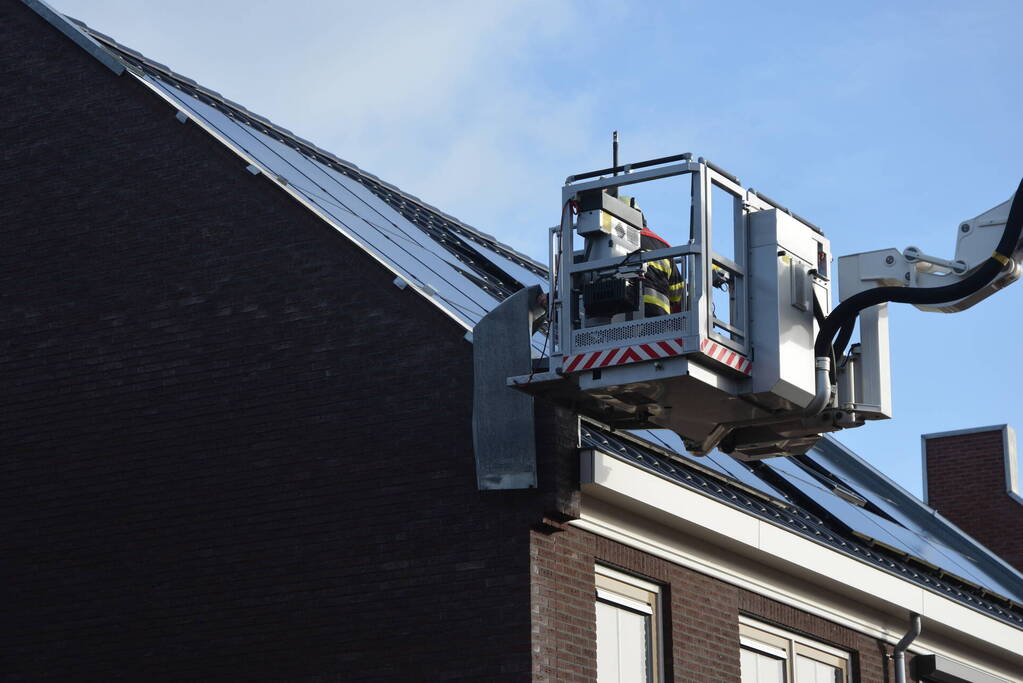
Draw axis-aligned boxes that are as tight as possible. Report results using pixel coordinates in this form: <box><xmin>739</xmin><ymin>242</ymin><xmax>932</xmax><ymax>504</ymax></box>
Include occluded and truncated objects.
<box><xmin>595</xmin><ymin>565</ymin><xmax>664</xmax><ymax>683</ymax></box>
<box><xmin>739</xmin><ymin>617</ymin><xmax>850</xmax><ymax>683</ymax></box>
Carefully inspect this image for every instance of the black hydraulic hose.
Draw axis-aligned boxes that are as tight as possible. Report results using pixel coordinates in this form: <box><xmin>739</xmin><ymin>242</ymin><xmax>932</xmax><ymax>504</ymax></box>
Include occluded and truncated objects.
<box><xmin>811</xmin><ymin>294</ymin><xmax>838</xmax><ymax>384</ymax></box>
<box><xmin>815</xmin><ymin>287</ymin><xmax>855</xmax><ymax>361</ymax></box>
<box><xmin>815</xmin><ymin>178</ymin><xmax>1023</xmax><ymax>358</ymax></box>
<box><xmin>812</xmin><ymin>288</ymin><xmax>826</xmax><ymax>327</ymax></box>
<box><xmin>833</xmin><ymin>318</ymin><xmax>856</xmax><ymax>360</ymax></box>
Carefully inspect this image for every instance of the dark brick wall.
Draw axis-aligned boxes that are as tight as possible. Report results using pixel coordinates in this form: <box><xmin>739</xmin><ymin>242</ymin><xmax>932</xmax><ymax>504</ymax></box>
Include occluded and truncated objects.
<box><xmin>924</xmin><ymin>428</ymin><xmax>1023</xmax><ymax>572</ymax></box>
<box><xmin>531</xmin><ymin>525</ymin><xmax>900</xmax><ymax>682</ymax></box>
<box><xmin>1</xmin><ymin>4</ymin><xmax>571</xmax><ymax>680</ymax></box>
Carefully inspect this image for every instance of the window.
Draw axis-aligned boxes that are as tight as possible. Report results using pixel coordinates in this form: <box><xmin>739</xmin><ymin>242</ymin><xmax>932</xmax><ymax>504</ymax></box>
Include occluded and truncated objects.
<box><xmin>740</xmin><ymin>619</ymin><xmax>850</xmax><ymax>683</ymax></box>
<box><xmin>595</xmin><ymin>565</ymin><xmax>662</xmax><ymax>683</ymax></box>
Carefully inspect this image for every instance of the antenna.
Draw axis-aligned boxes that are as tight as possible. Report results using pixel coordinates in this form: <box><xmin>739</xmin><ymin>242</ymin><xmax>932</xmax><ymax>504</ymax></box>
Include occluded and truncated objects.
<box><xmin>613</xmin><ymin>130</ymin><xmax>619</xmax><ymax>172</ymax></box>
<box><xmin>610</xmin><ymin>131</ymin><xmax>619</xmax><ymax>197</ymax></box>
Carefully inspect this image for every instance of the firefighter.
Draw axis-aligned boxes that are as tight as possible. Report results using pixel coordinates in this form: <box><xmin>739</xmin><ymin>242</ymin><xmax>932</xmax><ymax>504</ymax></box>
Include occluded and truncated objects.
<box><xmin>620</xmin><ymin>195</ymin><xmax>684</xmax><ymax>317</ymax></box>
<box><xmin>640</xmin><ymin>222</ymin><xmax>683</xmax><ymax>317</ymax></box>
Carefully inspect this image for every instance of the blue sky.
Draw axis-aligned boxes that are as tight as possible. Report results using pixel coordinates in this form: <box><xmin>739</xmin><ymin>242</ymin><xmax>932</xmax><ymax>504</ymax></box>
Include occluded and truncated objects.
<box><xmin>52</xmin><ymin>0</ymin><xmax>1022</xmax><ymax>496</ymax></box>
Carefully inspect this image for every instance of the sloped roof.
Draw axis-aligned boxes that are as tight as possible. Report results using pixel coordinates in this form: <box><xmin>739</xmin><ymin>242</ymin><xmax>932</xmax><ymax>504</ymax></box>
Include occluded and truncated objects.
<box><xmin>41</xmin><ymin>3</ymin><xmax>549</xmax><ymax>343</ymax></box>
<box><xmin>27</xmin><ymin>0</ymin><xmax>1023</xmax><ymax>629</ymax></box>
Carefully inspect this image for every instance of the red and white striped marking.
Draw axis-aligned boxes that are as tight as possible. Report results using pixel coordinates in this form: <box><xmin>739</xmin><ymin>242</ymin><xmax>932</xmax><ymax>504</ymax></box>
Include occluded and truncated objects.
<box><xmin>562</xmin><ymin>338</ymin><xmax>685</xmax><ymax>374</ymax></box>
<box><xmin>700</xmin><ymin>339</ymin><xmax>752</xmax><ymax>375</ymax></box>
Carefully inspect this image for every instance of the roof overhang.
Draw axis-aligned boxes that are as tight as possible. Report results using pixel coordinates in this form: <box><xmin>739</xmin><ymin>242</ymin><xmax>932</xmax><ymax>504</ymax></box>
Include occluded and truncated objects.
<box><xmin>577</xmin><ymin>448</ymin><xmax>1023</xmax><ymax>680</ymax></box>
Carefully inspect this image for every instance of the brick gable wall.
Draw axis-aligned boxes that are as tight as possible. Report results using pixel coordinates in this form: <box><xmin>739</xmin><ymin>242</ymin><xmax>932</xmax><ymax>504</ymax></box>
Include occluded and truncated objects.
<box><xmin>1</xmin><ymin>4</ymin><xmax>575</xmax><ymax>680</ymax></box>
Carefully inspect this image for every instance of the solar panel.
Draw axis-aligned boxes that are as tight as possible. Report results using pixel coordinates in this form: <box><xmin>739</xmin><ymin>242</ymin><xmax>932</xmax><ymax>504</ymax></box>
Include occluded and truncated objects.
<box><xmin>765</xmin><ymin>451</ymin><xmax>1023</xmax><ymax>602</ymax></box>
<box><xmin>628</xmin><ymin>430</ymin><xmax>792</xmax><ymax>502</ymax></box>
<box><xmin>139</xmin><ymin>75</ymin><xmax>523</xmax><ymax>330</ymax></box>
<box><xmin>805</xmin><ymin>443</ymin><xmax>1023</xmax><ymax>603</ymax></box>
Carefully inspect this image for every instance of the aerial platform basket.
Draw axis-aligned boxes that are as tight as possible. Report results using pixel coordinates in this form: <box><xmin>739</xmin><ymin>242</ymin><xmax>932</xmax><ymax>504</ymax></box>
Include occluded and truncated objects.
<box><xmin>505</xmin><ymin>154</ymin><xmax>841</xmax><ymax>460</ymax></box>
<box><xmin>475</xmin><ymin>149</ymin><xmax>1016</xmax><ymax>487</ymax></box>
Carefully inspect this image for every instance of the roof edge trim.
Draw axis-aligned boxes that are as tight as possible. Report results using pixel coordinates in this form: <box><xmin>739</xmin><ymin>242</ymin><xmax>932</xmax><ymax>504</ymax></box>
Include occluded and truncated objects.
<box><xmin>920</xmin><ymin>423</ymin><xmax>1010</xmax><ymax>441</ymax></box>
<box><xmin>22</xmin><ymin>0</ymin><xmax>125</xmax><ymax>75</ymax></box>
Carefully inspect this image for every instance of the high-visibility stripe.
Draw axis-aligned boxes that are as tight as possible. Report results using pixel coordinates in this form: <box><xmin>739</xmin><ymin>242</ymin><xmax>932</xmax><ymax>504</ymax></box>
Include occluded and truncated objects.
<box><xmin>648</xmin><ymin>259</ymin><xmax>672</xmax><ymax>275</ymax></box>
<box><xmin>699</xmin><ymin>338</ymin><xmax>752</xmax><ymax>375</ymax></box>
<box><xmin>620</xmin><ymin>348</ymin><xmax>642</xmax><ymax>363</ymax></box>
<box><xmin>563</xmin><ymin>338</ymin><xmax>687</xmax><ymax>373</ymax></box>
<box><xmin>599</xmin><ymin>348</ymin><xmax>622</xmax><ymax>367</ymax></box>
<box><xmin>564</xmin><ymin>353</ymin><xmax>585</xmax><ymax>373</ymax></box>
<box><xmin>639</xmin><ymin>343</ymin><xmax>658</xmax><ymax>359</ymax></box>
<box><xmin>582</xmin><ymin>351</ymin><xmax>602</xmax><ymax>370</ymax></box>
<box><xmin>643</xmin><ymin>291</ymin><xmax>670</xmax><ymax>313</ymax></box>
<box><xmin>563</xmin><ymin>338</ymin><xmax>751</xmax><ymax>376</ymax></box>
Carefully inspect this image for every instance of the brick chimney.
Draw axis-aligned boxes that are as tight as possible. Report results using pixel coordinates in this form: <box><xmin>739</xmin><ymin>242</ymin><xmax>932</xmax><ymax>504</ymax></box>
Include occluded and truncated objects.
<box><xmin>922</xmin><ymin>424</ymin><xmax>1023</xmax><ymax>573</ymax></box>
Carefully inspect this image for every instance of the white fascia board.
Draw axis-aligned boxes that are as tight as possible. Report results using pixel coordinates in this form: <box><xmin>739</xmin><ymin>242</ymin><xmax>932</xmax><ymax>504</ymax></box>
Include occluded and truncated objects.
<box><xmin>578</xmin><ymin>449</ymin><xmax>1023</xmax><ymax>671</ymax></box>
<box><xmin>756</xmin><ymin>521</ymin><xmax>922</xmax><ymax>613</ymax></box>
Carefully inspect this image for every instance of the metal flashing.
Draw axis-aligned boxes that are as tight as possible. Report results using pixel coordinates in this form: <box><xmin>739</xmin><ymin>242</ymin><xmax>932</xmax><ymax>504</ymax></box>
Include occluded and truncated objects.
<box><xmin>22</xmin><ymin>1</ymin><xmax>125</xmax><ymax>75</ymax></box>
<box><xmin>921</xmin><ymin>424</ymin><xmax>1010</xmax><ymax>441</ymax></box>
<box><xmin>1006</xmin><ymin>426</ymin><xmax>1022</xmax><ymax>505</ymax></box>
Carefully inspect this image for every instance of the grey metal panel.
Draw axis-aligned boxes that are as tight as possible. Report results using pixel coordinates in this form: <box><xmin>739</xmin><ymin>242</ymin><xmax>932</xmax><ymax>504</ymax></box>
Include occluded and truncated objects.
<box><xmin>472</xmin><ymin>286</ymin><xmax>545</xmax><ymax>489</ymax></box>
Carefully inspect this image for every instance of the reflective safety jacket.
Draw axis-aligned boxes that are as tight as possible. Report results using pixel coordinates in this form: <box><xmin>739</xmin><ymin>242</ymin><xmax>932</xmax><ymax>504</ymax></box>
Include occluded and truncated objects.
<box><xmin>641</xmin><ymin>227</ymin><xmax>684</xmax><ymax>317</ymax></box>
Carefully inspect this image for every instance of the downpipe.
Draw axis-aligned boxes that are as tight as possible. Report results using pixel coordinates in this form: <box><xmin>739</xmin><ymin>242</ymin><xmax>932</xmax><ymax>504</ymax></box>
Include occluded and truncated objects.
<box><xmin>804</xmin><ymin>356</ymin><xmax>832</xmax><ymax>416</ymax></box>
<box><xmin>893</xmin><ymin>613</ymin><xmax>922</xmax><ymax>683</ymax></box>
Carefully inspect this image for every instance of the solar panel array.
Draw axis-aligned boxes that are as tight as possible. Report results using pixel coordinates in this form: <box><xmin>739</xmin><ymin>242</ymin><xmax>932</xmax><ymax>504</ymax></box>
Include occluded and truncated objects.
<box><xmin>83</xmin><ymin>24</ymin><xmax>549</xmax><ymax>352</ymax></box>
<box><xmin>77</xmin><ymin>20</ymin><xmax>1023</xmax><ymax>623</ymax></box>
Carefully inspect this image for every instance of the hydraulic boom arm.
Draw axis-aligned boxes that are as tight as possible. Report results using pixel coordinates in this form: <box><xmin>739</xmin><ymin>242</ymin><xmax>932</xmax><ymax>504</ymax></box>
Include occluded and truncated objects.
<box><xmin>837</xmin><ymin>188</ymin><xmax>1023</xmax><ymax>314</ymax></box>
